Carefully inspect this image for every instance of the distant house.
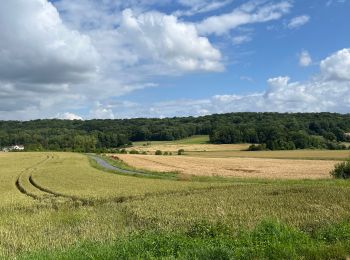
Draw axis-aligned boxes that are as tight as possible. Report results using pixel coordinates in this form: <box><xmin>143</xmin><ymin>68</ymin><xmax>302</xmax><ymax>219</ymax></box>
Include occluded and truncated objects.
<box><xmin>1</xmin><ymin>145</ymin><xmax>25</xmax><ymax>152</ymax></box>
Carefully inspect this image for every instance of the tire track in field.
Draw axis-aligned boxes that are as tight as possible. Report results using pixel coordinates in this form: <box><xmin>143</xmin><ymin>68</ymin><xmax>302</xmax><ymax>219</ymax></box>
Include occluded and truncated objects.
<box><xmin>17</xmin><ymin>154</ymin><xmax>245</xmax><ymax>208</ymax></box>
<box><xmin>28</xmin><ymin>175</ymin><xmax>93</xmax><ymax>205</ymax></box>
<box><xmin>15</xmin><ymin>155</ymin><xmax>52</xmax><ymax>200</ymax></box>
<box><xmin>15</xmin><ymin>154</ymin><xmax>92</xmax><ymax>205</ymax></box>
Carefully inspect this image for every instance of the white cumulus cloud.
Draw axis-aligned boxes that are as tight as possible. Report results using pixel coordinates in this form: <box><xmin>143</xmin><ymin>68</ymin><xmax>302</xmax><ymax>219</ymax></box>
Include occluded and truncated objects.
<box><xmin>118</xmin><ymin>9</ymin><xmax>224</xmax><ymax>72</ymax></box>
<box><xmin>0</xmin><ymin>0</ymin><xmax>99</xmax><ymax>84</ymax></box>
<box><xmin>56</xmin><ymin>112</ymin><xmax>83</xmax><ymax>120</ymax></box>
<box><xmin>320</xmin><ymin>48</ymin><xmax>350</xmax><ymax>81</ymax></box>
<box><xmin>108</xmin><ymin>48</ymin><xmax>350</xmax><ymax>117</ymax></box>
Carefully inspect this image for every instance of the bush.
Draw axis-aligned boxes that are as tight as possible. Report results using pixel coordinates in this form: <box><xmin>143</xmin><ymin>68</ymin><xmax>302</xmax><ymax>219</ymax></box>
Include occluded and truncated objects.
<box><xmin>129</xmin><ymin>150</ymin><xmax>140</xmax><ymax>154</ymax></box>
<box><xmin>155</xmin><ymin>150</ymin><xmax>162</xmax><ymax>155</ymax></box>
<box><xmin>120</xmin><ymin>149</ymin><xmax>127</xmax><ymax>154</ymax></box>
<box><xmin>330</xmin><ymin>159</ymin><xmax>350</xmax><ymax>179</ymax></box>
<box><xmin>248</xmin><ymin>144</ymin><xmax>266</xmax><ymax>151</ymax></box>
<box><xmin>164</xmin><ymin>152</ymin><xmax>169</xmax><ymax>156</ymax></box>
<box><xmin>178</xmin><ymin>149</ymin><xmax>185</xmax><ymax>155</ymax></box>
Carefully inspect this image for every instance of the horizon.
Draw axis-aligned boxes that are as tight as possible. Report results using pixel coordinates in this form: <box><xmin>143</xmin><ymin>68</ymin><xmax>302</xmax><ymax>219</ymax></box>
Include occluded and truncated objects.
<box><xmin>1</xmin><ymin>111</ymin><xmax>350</xmax><ymax>122</ymax></box>
<box><xmin>1</xmin><ymin>0</ymin><xmax>350</xmax><ymax>120</ymax></box>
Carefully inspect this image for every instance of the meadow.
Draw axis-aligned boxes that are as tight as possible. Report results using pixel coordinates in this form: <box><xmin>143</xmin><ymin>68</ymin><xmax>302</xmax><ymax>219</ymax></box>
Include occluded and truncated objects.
<box><xmin>1</xmin><ymin>151</ymin><xmax>350</xmax><ymax>259</ymax></box>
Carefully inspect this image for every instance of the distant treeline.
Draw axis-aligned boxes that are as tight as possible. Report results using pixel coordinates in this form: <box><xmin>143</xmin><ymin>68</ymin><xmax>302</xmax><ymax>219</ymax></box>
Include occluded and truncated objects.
<box><xmin>1</xmin><ymin>113</ymin><xmax>350</xmax><ymax>152</ymax></box>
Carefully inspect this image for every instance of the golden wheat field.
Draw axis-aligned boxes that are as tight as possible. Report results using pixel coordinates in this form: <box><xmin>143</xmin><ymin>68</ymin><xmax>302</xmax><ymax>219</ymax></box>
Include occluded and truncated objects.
<box><xmin>127</xmin><ymin>143</ymin><xmax>251</xmax><ymax>153</ymax></box>
<box><xmin>116</xmin><ymin>154</ymin><xmax>338</xmax><ymax>179</ymax></box>
<box><xmin>186</xmin><ymin>149</ymin><xmax>350</xmax><ymax>160</ymax></box>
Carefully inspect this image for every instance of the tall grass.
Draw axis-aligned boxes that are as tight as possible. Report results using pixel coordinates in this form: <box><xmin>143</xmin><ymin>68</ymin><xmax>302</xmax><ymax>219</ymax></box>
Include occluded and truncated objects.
<box><xmin>20</xmin><ymin>220</ymin><xmax>350</xmax><ymax>259</ymax></box>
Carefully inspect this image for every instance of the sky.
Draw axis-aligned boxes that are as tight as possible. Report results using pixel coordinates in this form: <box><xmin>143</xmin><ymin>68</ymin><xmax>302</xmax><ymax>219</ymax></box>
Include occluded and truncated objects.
<box><xmin>0</xmin><ymin>0</ymin><xmax>349</xmax><ymax>120</ymax></box>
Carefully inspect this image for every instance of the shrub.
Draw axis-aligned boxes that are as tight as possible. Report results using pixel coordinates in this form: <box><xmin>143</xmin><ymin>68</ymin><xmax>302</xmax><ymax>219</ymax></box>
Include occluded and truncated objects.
<box><xmin>164</xmin><ymin>152</ymin><xmax>169</xmax><ymax>156</ymax></box>
<box><xmin>248</xmin><ymin>144</ymin><xmax>266</xmax><ymax>151</ymax></box>
<box><xmin>155</xmin><ymin>150</ymin><xmax>162</xmax><ymax>155</ymax></box>
<box><xmin>129</xmin><ymin>150</ymin><xmax>140</xmax><ymax>154</ymax></box>
<box><xmin>178</xmin><ymin>149</ymin><xmax>185</xmax><ymax>155</ymax></box>
<box><xmin>330</xmin><ymin>159</ymin><xmax>350</xmax><ymax>179</ymax></box>
<box><xmin>120</xmin><ymin>149</ymin><xmax>127</xmax><ymax>154</ymax></box>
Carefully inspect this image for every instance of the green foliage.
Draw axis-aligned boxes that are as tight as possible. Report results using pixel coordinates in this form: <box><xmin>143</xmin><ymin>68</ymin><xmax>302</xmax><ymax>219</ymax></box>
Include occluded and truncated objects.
<box><xmin>155</xmin><ymin>150</ymin><xmax>162</xmax><ymax>155</ymax></box>
<box><xmin>331</xmin><ymin>159</ymin><xmax>350</xmax><ymax>179</ymax></box>
<box><xmin>20</xmin><ymin>220</ymin><xmax>350</xmax><ymax>260</ymax></box>
<box><xmin>248</xmin><ymin>144</ymin><xmax>267</xmax><ymax>151</ymax></box>
<box><xmin>129</xmin><ymin>150</ymin><xmax>140</xmax><ymax>154</ymax></box>
<box><xmin>1</xmin><ymin>112</ymin><xmax>350</xmax><ymax>152</ymax></box>
<box><xmin>119</xmin><ymin>149</ymin><xmax>127</xmax><ymax>154</ymax></box>
<box><xmin>178</xmin><ymin>149</ymin><xmax>185</xmax><ymax>155</ymax></box>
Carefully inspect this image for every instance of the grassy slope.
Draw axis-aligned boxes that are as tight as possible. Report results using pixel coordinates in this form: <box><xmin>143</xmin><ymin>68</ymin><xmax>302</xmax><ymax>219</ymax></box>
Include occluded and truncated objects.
<box><xmin>1</xmin><ymin>152</ymin><xmax>350</xmax><ymax>258</ymax></box>
<box><xmin>132</xmin><ymin>135</ymin><xmax>209</xmax><ymax>146</ymax></box>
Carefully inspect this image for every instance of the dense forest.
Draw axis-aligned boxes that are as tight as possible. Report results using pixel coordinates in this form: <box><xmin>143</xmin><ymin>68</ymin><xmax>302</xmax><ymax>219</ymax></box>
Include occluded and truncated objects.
<box><xmin>1</xmin><ymin>113</ymin><xmax>350</xmax><ymax>152</ymax></box>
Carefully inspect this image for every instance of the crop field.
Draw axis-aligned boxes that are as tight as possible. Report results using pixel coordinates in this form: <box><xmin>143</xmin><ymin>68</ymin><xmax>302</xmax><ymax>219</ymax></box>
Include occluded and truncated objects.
<box><xmin>116</xmin><ymin>154</ymin><xmax>338</xmax><ymax>179</ymax></box>
<box><xmin>1</xmin><ymin>152</ymin><xmax>350</xmax><ymax>258</ymax></box>
<box><xmin>129</xmin><ymin>135</ymin><xmax>250</xmax><ymax>153</ymax></box>
<box><xmin>186</xmin><ymin>149</ymin><xmax>350</xmax><ymax>160</ymax></box>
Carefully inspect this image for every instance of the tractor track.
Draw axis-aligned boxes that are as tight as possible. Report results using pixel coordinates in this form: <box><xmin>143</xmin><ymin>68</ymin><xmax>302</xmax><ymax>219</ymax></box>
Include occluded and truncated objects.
<box><xmin>15</xmin><ymin>153</ymin><xmax>238</xmax><ymax>208</ymax></box>
<box><xmin>15</xmin><ymin>156</ymin><xmax>51</xmax><ymax>200</ymax></box>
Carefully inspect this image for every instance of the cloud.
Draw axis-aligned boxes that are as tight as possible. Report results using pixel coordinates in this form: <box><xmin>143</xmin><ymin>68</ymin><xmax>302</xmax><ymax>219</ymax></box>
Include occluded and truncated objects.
<box><xmin>0</xmin><ymin>0</ymin><xmax>225</xmax><ymax>119</ymax></box>
<box><xmin>0</xmin><ymin>0</ymin><xmax>101</xmax><ymax>118</ymax></box>
<box><xmin>118</xmin><ymin>9</ymin><xmax>224</xmax><ymax>72</ymax></box>
<box><xmin>197</xmin><ymin>1</ymin><xmax>292</xmax><ymax>35</ymax></box>
<box><xmin>232</xmin><ymin>35</ymin><xmax>252</xmax><ymax>45</ymax></box>
<box><xmin>287</xmin><ymin>15</ymin><xmax>310</xmax><ymax>29</ymax></box>
<box><xmin>107</xmin><ymin>48</ymin><xmax>350</xmax><ymax>117</ymax></box>
<box><xmin>56</xmin><ymin>112</ymin><xmax>83</xmax><ymax>120</ymax></box>
<box><xmin>299</xmin><ymin>50</ymin><xmax>312</xmax><ymax>67</ymax></box>
<box><xmin>175</xmin><ymin>0</ymin><xmax>233</xmax><ymax>16</ymax></box>
<box><xmin>320</xmin><ymin>48</ymin><xmax>350</xmax><ymax>81</ymax></box>
<box><xmin>89</xmin><ymin>102</ymin><xmax>115</xmax><ymax>119</ymax></box>
<box><xmin>326</xmin><ymin>0</ymin><xmax>347</xmax><ymax>7</ymax></box>
<box><xmin>0</xmin><ymin>0</ymin><xmax>99</xmax><ymax>84</ymax></box>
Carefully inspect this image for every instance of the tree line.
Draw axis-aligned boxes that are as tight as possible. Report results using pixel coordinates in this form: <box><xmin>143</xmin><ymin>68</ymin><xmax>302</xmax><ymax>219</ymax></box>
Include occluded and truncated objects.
<box><xmin>1</xmin><ymin>113</ymin><xmax>350</xmax><ymax>152</ymax></box>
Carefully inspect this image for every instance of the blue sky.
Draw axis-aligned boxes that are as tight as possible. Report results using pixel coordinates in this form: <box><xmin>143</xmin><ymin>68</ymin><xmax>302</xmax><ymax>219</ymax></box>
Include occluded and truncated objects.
<box><xmin>0</xmin><ymin>0</ymin><xmax>349</xmax><ymax>119</ymax></box>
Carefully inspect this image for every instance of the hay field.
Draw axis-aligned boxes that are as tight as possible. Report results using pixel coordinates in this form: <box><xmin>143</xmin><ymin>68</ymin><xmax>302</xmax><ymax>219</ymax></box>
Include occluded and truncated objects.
<box><xmin>116</xmin><ymin>154</ymin><xmax>338</xmax><ymax>179</ymax></box>
<box><xmin>128</xmin><ymin>143</ymin><xmax>250</xmax><ymax>153</ymax></box>
<box><xmin>186</xmin><ymin>149</ymin><xmax>350</xmax><ymax>160</ymax></box>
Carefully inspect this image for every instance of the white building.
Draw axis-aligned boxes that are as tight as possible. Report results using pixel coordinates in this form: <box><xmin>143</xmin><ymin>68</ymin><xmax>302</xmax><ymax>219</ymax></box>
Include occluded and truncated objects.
<box><xmin>2</xmin><ymin>145</ymin><xmax>25</xmax><ymax>152</ymax></box>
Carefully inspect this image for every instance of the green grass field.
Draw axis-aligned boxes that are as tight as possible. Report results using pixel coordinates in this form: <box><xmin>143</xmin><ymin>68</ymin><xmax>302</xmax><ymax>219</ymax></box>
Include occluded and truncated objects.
<box><xmin>1</xmin><ymin>152</ymin><xmax>350</xmax><ymax>259</ymax></box>
<box><xmin>132</xmin><ymin>135</ymin><xmax>209</xmax><ymax>146</ymax></box>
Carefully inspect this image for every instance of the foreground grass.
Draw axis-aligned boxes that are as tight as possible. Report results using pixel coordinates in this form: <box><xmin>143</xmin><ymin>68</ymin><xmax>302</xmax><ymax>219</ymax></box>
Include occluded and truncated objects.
<box><xmin>20</xmin><ymin>220</ymin><xmax>350</xmax><ymax>259</ymax></box>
